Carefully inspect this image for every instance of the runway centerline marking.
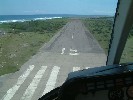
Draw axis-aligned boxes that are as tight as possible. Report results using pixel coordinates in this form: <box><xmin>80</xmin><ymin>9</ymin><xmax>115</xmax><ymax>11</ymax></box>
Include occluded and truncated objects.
<box><xmin>72</xmin><ymin>35</ymin><xmax>73</xmax><ymax>39</ymax></box>
<box><xmin>61</xmin><ymin>48</ymin><xmax>65</xmax><ymax>54</ymax></box>
<box><xmin>21</xmin><ymin>66</ymin><xmax>47</xmax><ymax>100</ymax></box>
<box><xmin>42</xmin><ymin>66</ymin><xmax>60</xmax><ymax>96</ymax></box>
<box><xmin>2</xmin><ymin>65</ymin><xmax>35</xmax><ymax>100</ymax></box>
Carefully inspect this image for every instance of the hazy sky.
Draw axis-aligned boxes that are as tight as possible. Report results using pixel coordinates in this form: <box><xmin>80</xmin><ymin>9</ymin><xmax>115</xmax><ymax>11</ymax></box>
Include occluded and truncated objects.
<box><xmin>0</xmin><ymin>0</ymin><xmax>118</xmax><ymax>15</ymax></box>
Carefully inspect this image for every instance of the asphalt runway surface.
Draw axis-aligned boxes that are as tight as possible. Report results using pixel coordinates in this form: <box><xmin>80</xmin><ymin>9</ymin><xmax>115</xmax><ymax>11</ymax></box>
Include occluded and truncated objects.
<box><xmin>0</xmin><ymin>19</ymin><xmax>106</xmax><ymax>100</ymax></box>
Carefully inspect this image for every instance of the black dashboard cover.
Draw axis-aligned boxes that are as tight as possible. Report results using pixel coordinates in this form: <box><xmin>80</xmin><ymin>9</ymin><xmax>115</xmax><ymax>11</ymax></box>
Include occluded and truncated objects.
<box><xmin>58</xmin><ymin>63</ymin><xmax>133</xmax><ymax>100</ymax></box>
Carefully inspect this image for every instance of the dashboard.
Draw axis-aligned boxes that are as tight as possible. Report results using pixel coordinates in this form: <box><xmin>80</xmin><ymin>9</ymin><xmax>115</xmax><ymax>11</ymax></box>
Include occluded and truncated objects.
<box><xmin>39</xmin><ymin>63</ymin><xmax>133</xmax><ymax>100</ymax></box>
<box><xmin>58</xmin><ymin>63</ymin><xmax>133</xmax><ymax>100</ymax></box>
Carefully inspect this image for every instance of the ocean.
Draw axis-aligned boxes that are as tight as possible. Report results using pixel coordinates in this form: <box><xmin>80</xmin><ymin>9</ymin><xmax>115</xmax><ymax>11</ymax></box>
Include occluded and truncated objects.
<box><xmin>0</xmin><ymin>14</ymin><xmax>66</xmax><ymax>23</ymax></box>
<box><xmin>0</xmin><ymin>14</ymin><xmax>110</xmax><ymax>24</ymax></box>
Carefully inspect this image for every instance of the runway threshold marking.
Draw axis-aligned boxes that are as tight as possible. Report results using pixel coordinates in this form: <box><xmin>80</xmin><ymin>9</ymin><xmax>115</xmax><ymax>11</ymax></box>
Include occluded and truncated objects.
<box><xmin>61</xmin><ymin>48</ymin><xmax>65</xmax><ymax>54</ymax></box>
<box><xmin>21</xmin><ymin>66</ymin><xmax>47</xmax><ymax>100</ymax></box>
<box><xmin>42</xmin><ymin>66</ymin><xmax>60</xmax><ymax>96</ymax></box>
<box><xmin>2</xmin><ymin>65</ymin><xmax>35</xmax><ymax>100</ymax></box>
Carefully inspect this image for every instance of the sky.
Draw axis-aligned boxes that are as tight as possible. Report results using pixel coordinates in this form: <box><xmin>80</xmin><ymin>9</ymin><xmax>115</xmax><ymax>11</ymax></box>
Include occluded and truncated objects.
<box><xmin>0</xmin><ymin>0</ymin><xmax>118</xmax><ymax>15</ymax></box>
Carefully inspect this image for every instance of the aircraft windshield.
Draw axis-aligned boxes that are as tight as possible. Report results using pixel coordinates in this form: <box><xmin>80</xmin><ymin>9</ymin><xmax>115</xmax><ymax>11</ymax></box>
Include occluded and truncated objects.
<box><xmin>1</xmin><ymin>0</ymin><xmax>129</xmax><ymax>100</ymax></box>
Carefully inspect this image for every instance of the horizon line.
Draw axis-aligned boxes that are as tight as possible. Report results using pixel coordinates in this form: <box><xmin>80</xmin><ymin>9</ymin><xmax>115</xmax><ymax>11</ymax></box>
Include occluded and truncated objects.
<box><xmin>0</xmin><ymin>14</ymin><xmax>114</xmax><ymax>16</ymax></box>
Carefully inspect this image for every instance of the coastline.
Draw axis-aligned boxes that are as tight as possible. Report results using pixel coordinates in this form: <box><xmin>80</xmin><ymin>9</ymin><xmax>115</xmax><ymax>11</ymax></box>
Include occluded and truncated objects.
<box><xmin>0</xmin><ymin>17</ymin><xmax>62</xmax><ymax>24</ymax></box>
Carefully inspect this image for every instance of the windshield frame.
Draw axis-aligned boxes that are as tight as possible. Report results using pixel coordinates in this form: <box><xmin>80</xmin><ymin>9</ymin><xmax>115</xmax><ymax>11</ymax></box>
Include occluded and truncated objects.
<box><xmin>107</xmin><ymin>0</ymin><xmax>133</xmax><ymax>65</ymax></box>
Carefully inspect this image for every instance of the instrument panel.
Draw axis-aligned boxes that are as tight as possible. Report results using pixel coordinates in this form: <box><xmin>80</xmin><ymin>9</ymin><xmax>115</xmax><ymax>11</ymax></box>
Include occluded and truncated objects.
<box><xmin>39</xmin><ymin>63</ymin><xmax>133</xmax><ymax>100</ymax></box>
<box><xmin>75</xmin><ymin>76</ymin><xmax>133</xmax><ymax>100</ymax></box>
<box><xmin>58</xmin><ymin>63</ymin><xmax>133</xmax><ymax>100</ymax></box>
<box><xmin>76</xmin><ymin>86</ymin><xmax>133</xmax><ymax>100</ymax></box>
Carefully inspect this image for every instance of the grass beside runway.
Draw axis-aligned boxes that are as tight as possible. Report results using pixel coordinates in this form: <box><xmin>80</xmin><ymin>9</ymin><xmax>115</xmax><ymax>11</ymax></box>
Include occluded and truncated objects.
<box><xmin>120</xmin><ymin>37</ymin><xmax>133</xmax><ymax>63</ymax></box>
<box><xmin>83</xmin><ymin>18</ymin><xmax>113</xmax><ymax>54</ymax></box>
<box><xmin>0</xmin><ymin>18</ymin><xmax>68</xmax><ymax>76</ymax></box>
<box><xmin>83</xmin><ymin>17</ymin><xmax>133</xmax><ymax>63</ymax></box>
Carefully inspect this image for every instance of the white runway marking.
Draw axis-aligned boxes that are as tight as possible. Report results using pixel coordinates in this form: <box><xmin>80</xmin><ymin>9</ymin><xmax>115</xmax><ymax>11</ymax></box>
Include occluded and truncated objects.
<box><xmin>86</xmin><ymin>67</ymin><xmax>91</xmax><ymax>69</ymax></box>
<box><xmin>61</xmin><ymin>48</ymin><xmax>65</xmax><ymax>54</ymax></box>
<box><xmin>72</xmin><ymin>35</ymin><xmax>73</xmax><ymax>39</ymax></box>
<box><xmin>70</xmin><ymin>48</ymin><xmax>77</xmax><ymax>52</ymax></box>
<box><xmin>21</xmin><ymin>66</ymin><xmax>47</xmax><ymax>100</ymax></box>
<box><xmin>69</xmin><ymin>53</ymin><xmax>79</xmax><ymax>56</ymax></box>
<box><xmin>69</xmin><ymin>48</ymin><xmax>79</xmax><ymax>55</ymax></box>
<box><xmin>42</xmin><ymin>66</ymin><xmax>60</xmax><ymax>96</ymax></box>
<box><xmin>73</xmin><ymin>67</ymin><xmax>80</xmax><ymax>72</ymax></box>
<box><xmin>2</xmin><ymin>65</ymin><xmax>35</xmax><ymax>100</ymax></box>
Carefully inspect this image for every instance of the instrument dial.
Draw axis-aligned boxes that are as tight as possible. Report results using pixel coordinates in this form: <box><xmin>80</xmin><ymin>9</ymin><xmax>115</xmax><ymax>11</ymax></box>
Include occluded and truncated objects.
<box><xmin>126</xmin><ymin>86</ymin><xmax>133</xmax><ymax>99</ymax></box>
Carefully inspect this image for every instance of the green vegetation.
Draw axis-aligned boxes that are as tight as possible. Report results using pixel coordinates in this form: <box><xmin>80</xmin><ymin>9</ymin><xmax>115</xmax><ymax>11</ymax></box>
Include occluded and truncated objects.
<box><xmin>84</xmin><ymin>18</ymin><xmax>113</xmax><ymax>54</ymax></box>
<box><xmin>120</xmin><ymin>29</ymin><xmax>133</xmax><ymax>63</ymax></box>
<box><xmin>1</xmin><ymin>18</ymin><xmax>67</xmax><ymax>34</ymax></box>
<box><xmin>84</xmin><ymin>17</ymin><xmax>133</xmax><ymax>63</ymax></box>
<box><xmin>0</xmin><ymin>18</ymin><xmax>68</xmax><ymax>76</ymax></box>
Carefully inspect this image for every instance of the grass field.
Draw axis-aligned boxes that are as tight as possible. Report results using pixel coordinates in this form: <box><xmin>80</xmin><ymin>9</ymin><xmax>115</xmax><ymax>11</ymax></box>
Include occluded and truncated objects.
<box><xmin>0</xmin><ymin>18</ymin><xmax>68</xmax><ymax>76</ymax></box>
<box><xmin>84</xmin><ymin>17</ymin><xmax>133</xmax><ymax>63</ymax></box>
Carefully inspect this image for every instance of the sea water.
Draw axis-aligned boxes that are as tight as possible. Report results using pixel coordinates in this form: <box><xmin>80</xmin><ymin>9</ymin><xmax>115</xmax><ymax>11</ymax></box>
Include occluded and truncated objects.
<box><xmin>0</xmin><ymin>14</ymin><xmax>64</xmax><ymax>24</ymax></box>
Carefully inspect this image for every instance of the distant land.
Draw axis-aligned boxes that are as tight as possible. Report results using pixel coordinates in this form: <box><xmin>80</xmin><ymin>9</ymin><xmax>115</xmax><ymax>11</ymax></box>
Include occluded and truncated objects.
<box><xmin>0</xmin><ymin>14</ymin><xmax>113</xmax><ymax>23</ymax></box>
